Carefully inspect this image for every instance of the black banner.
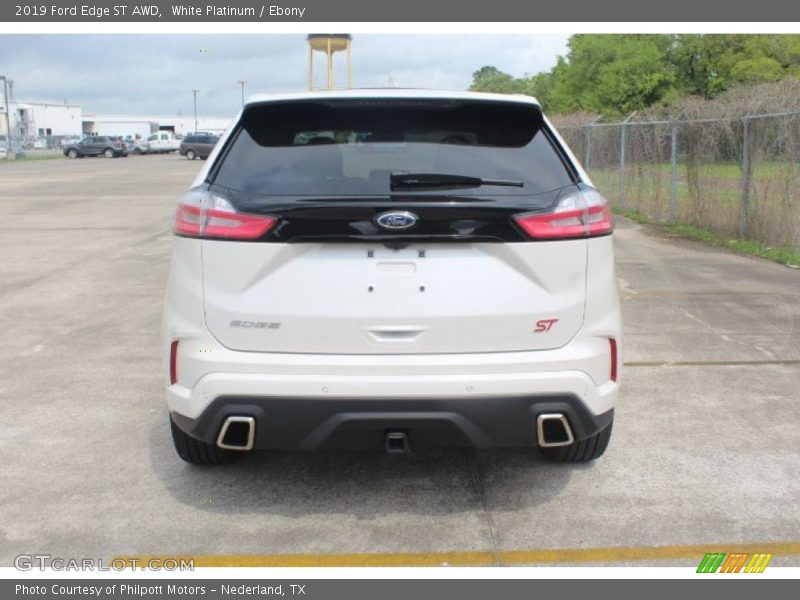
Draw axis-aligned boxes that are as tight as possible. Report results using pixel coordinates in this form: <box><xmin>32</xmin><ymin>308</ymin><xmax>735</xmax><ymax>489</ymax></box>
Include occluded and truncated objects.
<box><xmin>4</xmin><ymin>579</ymin><xmax>798</xmax><ymax>600</ymax></box>
<box><xmin>2</xmin><ymin>0</ymin><xmax>800</xmax><ymax>22</ymax></box>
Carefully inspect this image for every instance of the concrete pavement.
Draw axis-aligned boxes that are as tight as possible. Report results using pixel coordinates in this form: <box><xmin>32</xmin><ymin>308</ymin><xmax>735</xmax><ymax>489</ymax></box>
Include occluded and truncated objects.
<box><xmin>1</xmin><ymin>156</ymin><xmax>798</xmax><ymax>567</ymax></box>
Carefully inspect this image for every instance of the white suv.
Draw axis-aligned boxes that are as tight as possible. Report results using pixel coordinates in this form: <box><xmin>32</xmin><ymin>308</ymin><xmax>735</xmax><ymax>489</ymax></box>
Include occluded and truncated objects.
<box><xmin>163</xmin><ymin>90</ymin><xmax>620</xmax><ymax>465</ymax></box>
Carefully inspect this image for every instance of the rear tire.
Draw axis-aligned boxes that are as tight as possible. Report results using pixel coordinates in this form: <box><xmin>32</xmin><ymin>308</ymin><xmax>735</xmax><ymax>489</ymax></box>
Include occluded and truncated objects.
<box><xmin>170</xmin><ymin>415</ymin><xmax>240</xmax><ymax>465</ymax></box>
<box><xmin>540</xmin><ymin>420</ymin><xmax>613</xmax><ymax>463</ymax></box>
<box><xmin>186</xmin><ymin>149</ymin><xmax>196</xmax><ymax>160</ymax></box>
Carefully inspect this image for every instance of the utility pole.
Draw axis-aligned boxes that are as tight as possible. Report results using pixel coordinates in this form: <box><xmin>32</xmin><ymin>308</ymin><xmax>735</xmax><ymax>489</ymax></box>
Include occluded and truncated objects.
<box><xmin>191</xmin><ymin>89</ymin><xmax>199</xmax><ymax>134</ymax></box>
<box><xmin>237</xmin><ymin>80</ymin><xmax>247</xmax><ymax>108</ymax></box>
<box><xmin>0</xmin><ymin>76</ymin><xmax>10</xmax><ymax>160</ymax></box>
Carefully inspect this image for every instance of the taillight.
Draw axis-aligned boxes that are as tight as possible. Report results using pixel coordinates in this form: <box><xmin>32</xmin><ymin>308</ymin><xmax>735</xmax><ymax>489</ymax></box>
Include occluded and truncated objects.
<box><xmin>513</xmin><ymin>188</ymin><xmax>613</xmax><ymax>240</ymax></box>
<box><xmin>609</xmin><ymin>338</ymin><xmax>618</xmax><ymax>383</ymax></box>
<box><xmin>173</xmin><ymin>203</ymin><xmax>203</xmax><ymax>237</ymax></box>
<box><xmin>169</xmin><ymin>340</ymin><xmax>179</xmax><ymax>385</ymax></box>
<box><xmin>173</xmin><ymin>191</ymin><xmax>277</xmax><ymax>240</ymax></box>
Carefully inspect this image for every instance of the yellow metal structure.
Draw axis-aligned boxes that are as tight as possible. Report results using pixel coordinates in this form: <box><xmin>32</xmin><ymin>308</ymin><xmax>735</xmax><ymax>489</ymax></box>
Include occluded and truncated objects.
<box><xmin>307</xmin><ymin>34</ymin><xmax>352</xmax><ymax>90</ymax></box>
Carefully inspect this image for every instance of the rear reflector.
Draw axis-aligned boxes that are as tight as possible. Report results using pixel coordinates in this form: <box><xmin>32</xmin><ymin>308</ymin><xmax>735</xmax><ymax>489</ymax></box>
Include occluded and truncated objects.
<box><xmin>609</xmin><ymin>338</ymin><xmax>618</xmax><ymax>383</ymax></box>
<box><xmin>169</xmin><ymin>340</ymin><xmax>179</xmax><ymax>385</ymax></box>
<box><xmin>173</xmin><ymin>203</ymin><xmax>277</xmax><ymax>240</ymax></box>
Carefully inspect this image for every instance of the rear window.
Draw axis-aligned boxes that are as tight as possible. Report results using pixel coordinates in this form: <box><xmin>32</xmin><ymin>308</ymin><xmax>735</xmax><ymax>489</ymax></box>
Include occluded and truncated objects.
<box><xmin>212</xmin><ymin>99</ymin><xmax>574</xmax><ymax>197</ymax></box>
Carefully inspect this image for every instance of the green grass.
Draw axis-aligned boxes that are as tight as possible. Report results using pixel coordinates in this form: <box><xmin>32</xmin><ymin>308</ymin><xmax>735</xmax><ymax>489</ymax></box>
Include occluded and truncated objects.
<box><xmin>613</xmin><ymin>206</ymin><xmax>800</xmax><ymax>267</ymax></box>
<box><xmin>591</xmin><ymin>161</ymin><xmax>800</xmax><ymax>253</ymax></box>
<box><xmin>590</xmin><ymin>160</ymin><xmax>798</xmax><ymax>183</ymax></box>
<box><xmin>0</xmin><ymin>152</ymin><xmax>66</xmax><ymax>163</ymax></box>
<box><xmin>592</xmin><ymin>161</ymin><xmax>800</xmax><ymax>203</ymax></box>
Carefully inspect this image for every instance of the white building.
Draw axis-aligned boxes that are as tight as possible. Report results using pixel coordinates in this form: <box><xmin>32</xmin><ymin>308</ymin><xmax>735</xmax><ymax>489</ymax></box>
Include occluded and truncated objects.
<box><xmin>0</xmin><ymin>100</ymin><xmax>83</xmax><ymax>138</ymax></box>
<box><xmin>82</xmin><ymin>113</ymin><xmax>232</xmax><ymax>139</ymax></box>
<box><xmin>0</xmin><ymin>99</ymin><xmax>231</xmax><ymax>141</ymax></box>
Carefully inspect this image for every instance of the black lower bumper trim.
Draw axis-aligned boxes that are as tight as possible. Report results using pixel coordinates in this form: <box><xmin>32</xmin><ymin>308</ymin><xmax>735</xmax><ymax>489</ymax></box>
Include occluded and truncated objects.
<box><xmin>171</xmin><ymin>395</ymin><xmax>613</xmax><ymax>451</ymax></box>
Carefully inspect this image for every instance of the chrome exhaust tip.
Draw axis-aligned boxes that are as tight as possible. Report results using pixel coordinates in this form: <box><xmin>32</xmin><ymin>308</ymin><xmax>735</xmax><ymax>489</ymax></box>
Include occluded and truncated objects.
<box><xmin>536</xmin><ymin>413</ymin><xmax>574</xmax><ymax>448</ymax></box>
<box><xmin>216</xmin><ymin>416</ymin><xmax>256</xmax><ymax>451</ymax></box>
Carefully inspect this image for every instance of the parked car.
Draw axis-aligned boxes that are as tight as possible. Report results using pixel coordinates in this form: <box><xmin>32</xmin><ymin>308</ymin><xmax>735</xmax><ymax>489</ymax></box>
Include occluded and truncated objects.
<box><xmin>0</xmin><ymin>135</ymin><xmax>25</xmax><ymax>159</ymax></box>
<box><xmin>59</xmin><ymin>136</ymin><xmax>82</xmax><ymax>148</ymax></box>
<box><xmin>179</xmin><ymin>134</ymin><xmax>220</xmax><ymax>160</ymax></box>
<box><xmin>132</xmin><ymin>138</ymin><xmax>150</xmax><ymax>154</ymax></box>
<box><xmin>62</xmin><ymin>136</ymin><xmax>127</xmax><ymax>158</ymax></box>
<box><xmin>111</xmin><ymin>137</ymin><xmax>130</xmax><ymax>157</ymax></box>
<box><xmin>121</xmin><ymin>137</ymin><xmax>137</xmax><ymax>154</ymax></box>
<box><xmin>163</xmin><ymin>90</ymin><xmax>620</xmax><ymax>465</ymax></box>
<box><xmin>142</xmin><ymin>131</ymin><xmax>180</xmax><ymax>154</ymax></box>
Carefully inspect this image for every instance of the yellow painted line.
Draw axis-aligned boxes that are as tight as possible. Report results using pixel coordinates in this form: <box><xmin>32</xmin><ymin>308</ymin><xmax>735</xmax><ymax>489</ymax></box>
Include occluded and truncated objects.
<box><xmin>624</xmin><ymin>360</ymin><xmax>800</xmax><ymax>368</ymax></box>
<box><xmin>117</xmin><ymin>551</ymin><xmax>496</xmax><ymax>568</ymax></box>
<box><xmin>501</xmin><ymin>542</ymin><xmax>799</xmax><ymax>565</ymax></box>
<box><xmin>116</xmin><ymin>541</ymin><xmax>800</xmax><ymax>568</ymax></box>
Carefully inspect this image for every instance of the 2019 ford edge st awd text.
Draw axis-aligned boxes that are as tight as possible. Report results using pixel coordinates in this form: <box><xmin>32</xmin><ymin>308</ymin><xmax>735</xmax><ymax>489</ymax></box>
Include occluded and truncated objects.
<box><xmin>163</xmin><ymin>90</ymin><xmax>620</xmax><ymax>465</ymax></box>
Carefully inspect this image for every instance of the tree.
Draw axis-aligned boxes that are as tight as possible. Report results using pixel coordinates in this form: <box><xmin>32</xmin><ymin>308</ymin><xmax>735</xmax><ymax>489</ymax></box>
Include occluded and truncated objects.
<box><xmin>525</xmin><ymin>71</ymin><xmax>555</xmax><ymax>108</ymax></box>
<box><xmin>547</xmin><ymin>35</ymin><xmax>677</xmax><ymax>116</ymax></box>
<box><xmin>468</xmin><ymin>34</ymin><xmax>800</xmax><ymax>116</ymax></box>
<box><xmin>470</xmin><ymin>66</ymin><xmax>525</xmax><ymax>95</ymax></box>
<box><xmin>671</xmin><ymin>34</ymin><xmax>800</xmax><ymax>96</ymax></box>
<box><xmin>731</xmin><ymin>57</ymin><xmax>785</xmax><ymax>83</ymax></box>
<box><xmin>469</xmin><ymin>66</ymin><xmax>555</xmax><ymax>109</ymax></box>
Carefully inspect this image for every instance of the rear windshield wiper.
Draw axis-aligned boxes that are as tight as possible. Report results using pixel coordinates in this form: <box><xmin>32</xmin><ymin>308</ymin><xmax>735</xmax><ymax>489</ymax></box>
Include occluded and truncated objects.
<box><xmin>390</xmin><ymin>172</ymin><xmax>524</xmax><ymax>191</ymax></box>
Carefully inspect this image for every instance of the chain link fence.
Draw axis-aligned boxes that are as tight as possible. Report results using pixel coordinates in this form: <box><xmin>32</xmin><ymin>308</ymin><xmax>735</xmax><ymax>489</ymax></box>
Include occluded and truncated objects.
<box><xmin>557</xmin><ymin>111</ymin><xmax>800</xmax><ymax>254</ymax></box>
<box><xmin>1</xmin><ymin>134</ymin><xmax>75</xmax><ymax>160</ymax></box>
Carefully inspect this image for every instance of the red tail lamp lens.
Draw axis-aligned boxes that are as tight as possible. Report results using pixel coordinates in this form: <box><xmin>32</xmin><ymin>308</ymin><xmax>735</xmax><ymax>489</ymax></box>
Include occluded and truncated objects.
<box><xmin>169</xmin><ymin>340</ymin><xmax>179</xmax><ymax>385</ymax></box>
<box><xmin>173</xmin><ymin>203</ymin><xmax>276</xmax><ymax>240</ymax></box>
<box><xmin>609</xmin><ymin>338</ymin><xmax>618</xmax><ymax>383</ymax></box>
<box><xmin>514</xmin><ymin>205</ymin><xmax>613</xmax><ymax>239</ymax></box>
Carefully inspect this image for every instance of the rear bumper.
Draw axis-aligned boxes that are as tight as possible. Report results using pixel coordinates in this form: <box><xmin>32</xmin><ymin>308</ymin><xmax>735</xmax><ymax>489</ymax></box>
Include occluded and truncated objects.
<box><xmin>166</xmin><ymin>333</ymin><xmax>618</xmax><ymax>450</ymax></box>
<box><xmin>171</xmin><ymin>394</ymin><xmax>614</xmax><ymax>450</ymax></box>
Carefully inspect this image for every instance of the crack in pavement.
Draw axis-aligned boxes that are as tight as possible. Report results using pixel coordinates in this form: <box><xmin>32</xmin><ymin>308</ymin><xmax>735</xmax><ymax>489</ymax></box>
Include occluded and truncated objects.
<box><xmin>465</xmin><ymin>450</ymin><xmax>502</xmax><ymax>567</ymax></box>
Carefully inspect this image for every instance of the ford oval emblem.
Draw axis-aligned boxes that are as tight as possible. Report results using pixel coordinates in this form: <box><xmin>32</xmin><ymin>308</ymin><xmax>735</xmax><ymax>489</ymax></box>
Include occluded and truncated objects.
<box><xmin>374</xmin><ymin>211</ymin><xmax>419</xmax><ymax>230</ymax></box>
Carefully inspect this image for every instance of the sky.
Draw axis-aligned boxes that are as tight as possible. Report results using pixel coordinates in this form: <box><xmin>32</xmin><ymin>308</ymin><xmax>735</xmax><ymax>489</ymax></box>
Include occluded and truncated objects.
<box><xmin>0</xmin><ymin>34</ymin><xmax>569</xmax><ymax>117</ymax></box>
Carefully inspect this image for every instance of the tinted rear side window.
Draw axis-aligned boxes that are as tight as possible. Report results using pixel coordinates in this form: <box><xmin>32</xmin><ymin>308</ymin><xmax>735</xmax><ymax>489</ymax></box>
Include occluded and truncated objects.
<box><xmin>212</xmin><ymin>99</ymin><xmax>574</xmax><ymax>197</ymax></box>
